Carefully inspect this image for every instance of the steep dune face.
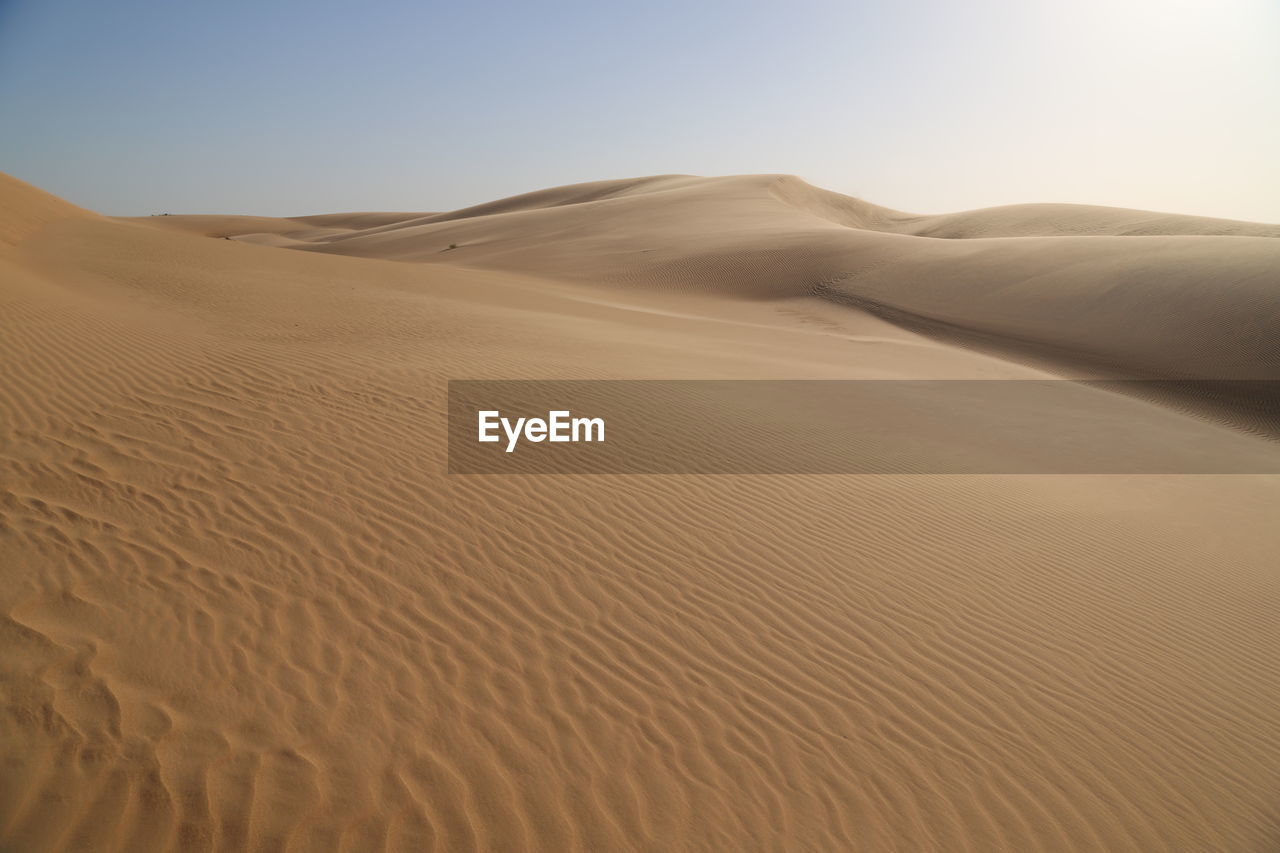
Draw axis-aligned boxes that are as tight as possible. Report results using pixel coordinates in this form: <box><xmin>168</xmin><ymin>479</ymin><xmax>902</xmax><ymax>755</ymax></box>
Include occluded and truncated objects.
<box><xmin>818</xmin><ymin>230</ymin><xmax>1280</xmax><ymax>379</ymax></box>
<box><xmin>0</xmin><ymin>173</ymin><xmax>98</xmax><ymax>249</ymax></box>
<box><xmin>5</xmin><ymin>174</ymin><xmax>1280</xmax><ymax>852</ymax></box>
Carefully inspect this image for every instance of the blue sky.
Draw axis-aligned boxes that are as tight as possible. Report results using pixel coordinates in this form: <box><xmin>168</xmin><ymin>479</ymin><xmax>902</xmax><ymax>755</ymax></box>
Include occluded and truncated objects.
<box><xmin>2</xmin><ymin>0</ymin><xmax>1277</xmax><ymax>219</ymax></box>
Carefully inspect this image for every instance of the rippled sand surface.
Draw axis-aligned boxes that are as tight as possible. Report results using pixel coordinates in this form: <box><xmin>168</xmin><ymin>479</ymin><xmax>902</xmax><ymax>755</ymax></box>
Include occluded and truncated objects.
<box><xmin>3</xmin><ymin>171</ymin><xmax>1279</xmax><ymax>851</ymax></box>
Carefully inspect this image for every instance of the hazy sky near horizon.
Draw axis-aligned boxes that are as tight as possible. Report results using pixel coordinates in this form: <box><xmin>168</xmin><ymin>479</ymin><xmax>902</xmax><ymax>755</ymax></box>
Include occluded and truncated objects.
<box><xmin>2</xmin><ymin>0</ymin><xmax>1277</xmax><ymax>220</ymax></box>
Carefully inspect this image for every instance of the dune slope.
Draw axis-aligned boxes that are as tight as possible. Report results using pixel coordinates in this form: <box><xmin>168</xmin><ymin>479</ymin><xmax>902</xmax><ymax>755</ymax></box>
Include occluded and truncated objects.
<box><xmin>4</xmin><ymin>173</ymin><xmax>1280</xmax><ymax>852</ymax></box>
<box><xmin>154</xmin><ymin>174</ymin><xmax>1280</xmax><ymax>379</ymax></box>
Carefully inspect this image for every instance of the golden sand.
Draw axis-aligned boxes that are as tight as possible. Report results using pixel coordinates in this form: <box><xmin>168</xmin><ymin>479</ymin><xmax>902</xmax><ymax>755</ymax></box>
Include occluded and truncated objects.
<box><xmin>3</xmin><ymin>171</ymin><xmax>1279</xmax><ymax>851</ymax></box>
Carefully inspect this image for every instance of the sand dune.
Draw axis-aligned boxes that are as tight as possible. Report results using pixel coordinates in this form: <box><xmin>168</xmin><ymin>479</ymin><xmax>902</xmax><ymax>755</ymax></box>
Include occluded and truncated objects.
<box><xmin>144</xmin><ymin>173</ymin><xmax>1280</xmax><ymax>380</ymax></box>
<box><xmin>4</xmin><ymin>171</ymin><xmax>1280</xmax><ymax>851</ymax></box>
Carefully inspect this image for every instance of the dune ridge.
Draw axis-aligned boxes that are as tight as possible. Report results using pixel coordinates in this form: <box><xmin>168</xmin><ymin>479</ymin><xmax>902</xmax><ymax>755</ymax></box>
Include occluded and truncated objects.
<box><xmin>4</xmin><ymin>172</ymin><xmax>1280</xmax><ymax>852</ymax></box>
<box><xmin>140</xmin><ymin>173</ymin><xmax>1280</xmax><ymax>382</ymax></box>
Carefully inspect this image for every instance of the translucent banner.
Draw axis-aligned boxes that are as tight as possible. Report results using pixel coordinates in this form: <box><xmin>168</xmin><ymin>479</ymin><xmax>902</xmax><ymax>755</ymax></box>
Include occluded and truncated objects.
<box><xmin>448</xmin><ymin>380</ymin><xmax>1280</xmax><ymax>474</ymax></box>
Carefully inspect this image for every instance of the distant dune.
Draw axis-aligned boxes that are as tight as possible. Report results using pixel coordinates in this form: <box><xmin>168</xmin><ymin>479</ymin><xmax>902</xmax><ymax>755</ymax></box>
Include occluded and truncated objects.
<box><xmin>136</xmin><ymin>173</ymin><xmax>1280</xmax><ymax>379</ymax></box>
<box><xmin>4</xmin><ymin>171</ymin><xmax>1280</xmax><ymax>851</ymax></box>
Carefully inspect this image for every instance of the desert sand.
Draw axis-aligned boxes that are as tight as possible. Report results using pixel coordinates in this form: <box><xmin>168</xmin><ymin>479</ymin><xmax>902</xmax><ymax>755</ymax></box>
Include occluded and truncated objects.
<box><xmin>2</xmin><ymin>170</ymin><xmax>1279</xmax><ymax>851</ymax></box>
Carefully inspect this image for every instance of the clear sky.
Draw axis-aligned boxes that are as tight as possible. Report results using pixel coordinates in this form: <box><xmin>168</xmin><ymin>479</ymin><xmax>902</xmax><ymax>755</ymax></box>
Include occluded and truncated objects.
<box><xmin>2</xmin><ymin>0</ymin><xmax>1277</xmax><ymax>220</ymax></box>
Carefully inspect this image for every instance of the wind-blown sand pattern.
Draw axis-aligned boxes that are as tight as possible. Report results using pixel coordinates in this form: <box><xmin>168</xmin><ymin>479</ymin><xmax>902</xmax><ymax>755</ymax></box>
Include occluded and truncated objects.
<box><xmin>2</xmin><ymin>170</ymin><xmax>1279</xmax><ymax>851</ymax></box>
